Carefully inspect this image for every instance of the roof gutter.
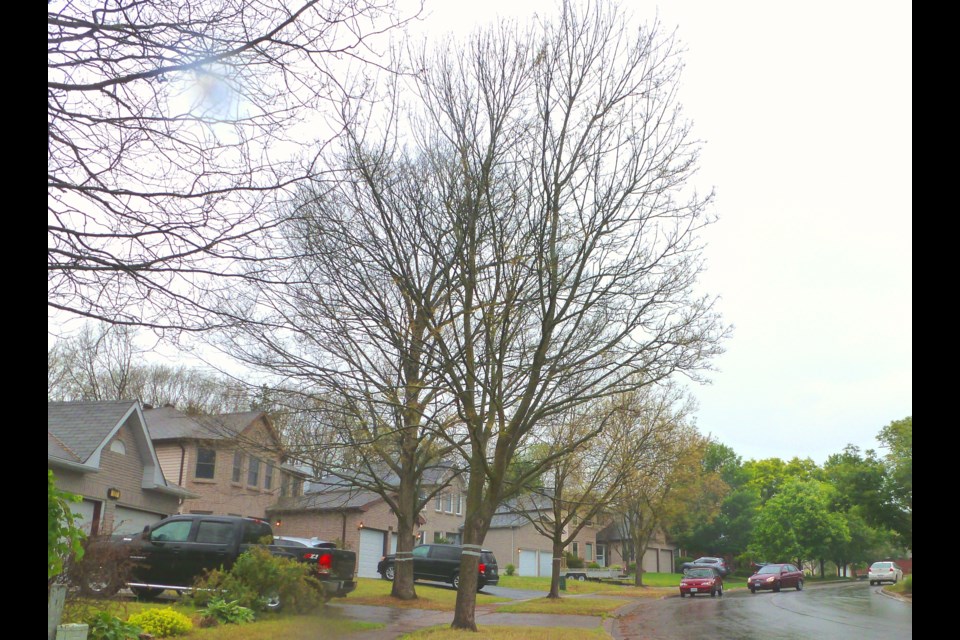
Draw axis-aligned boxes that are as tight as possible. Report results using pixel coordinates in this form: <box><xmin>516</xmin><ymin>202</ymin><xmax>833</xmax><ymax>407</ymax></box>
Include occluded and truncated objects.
<box><xmin>48</xmin><ymin>457</ymin><xmax>100</xmax><ymax>474</ymax></box>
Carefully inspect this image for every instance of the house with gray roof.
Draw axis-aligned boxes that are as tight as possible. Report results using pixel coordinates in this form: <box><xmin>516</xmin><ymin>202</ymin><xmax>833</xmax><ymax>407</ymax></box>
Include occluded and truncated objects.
<box><xmin>48</xmin><ymin>400</ymin><xmax>195</xmax><ymax>537</ymax></box>
<box><xmin>143</xmin><ymin>404</ymin><xmax>307</xmax><ymax>519</ymax></box>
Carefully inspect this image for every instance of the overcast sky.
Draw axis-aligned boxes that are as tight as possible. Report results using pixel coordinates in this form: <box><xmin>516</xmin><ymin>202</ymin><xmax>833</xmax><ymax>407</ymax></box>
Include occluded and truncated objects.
<box><xmin>405</xmin><ymin>0</ymin><xmax>912</xmax><ymax>464</ymax></box>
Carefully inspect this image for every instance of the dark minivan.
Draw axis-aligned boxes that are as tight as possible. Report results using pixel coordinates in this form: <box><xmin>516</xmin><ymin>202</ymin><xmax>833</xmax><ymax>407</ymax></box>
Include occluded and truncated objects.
<box><xmin>377</xmin><ymin>543</ymin><xmax>499</xmax><ymax>591</ymax></box>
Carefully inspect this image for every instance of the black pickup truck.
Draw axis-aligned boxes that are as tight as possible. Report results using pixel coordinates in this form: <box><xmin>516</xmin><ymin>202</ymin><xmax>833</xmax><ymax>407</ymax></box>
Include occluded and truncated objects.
<box><xmin>80</xmin><ymin>514</ymin><xmax>356</xmax><ymax>608</ymax></box>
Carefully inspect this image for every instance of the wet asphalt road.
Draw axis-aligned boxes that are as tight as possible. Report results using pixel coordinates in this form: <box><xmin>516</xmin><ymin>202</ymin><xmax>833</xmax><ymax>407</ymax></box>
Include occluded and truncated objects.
<box><xmin>612</xmin><ymin>581</ymin><xmax>911</xmax><ymax>640</ymax></box>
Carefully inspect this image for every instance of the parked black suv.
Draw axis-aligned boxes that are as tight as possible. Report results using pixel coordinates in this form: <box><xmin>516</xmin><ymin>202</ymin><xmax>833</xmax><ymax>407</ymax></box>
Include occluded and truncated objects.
<box><xmin>377</xmin><ymin>543</ymin><xmax>500</xmax><ymax>591</ymax></box>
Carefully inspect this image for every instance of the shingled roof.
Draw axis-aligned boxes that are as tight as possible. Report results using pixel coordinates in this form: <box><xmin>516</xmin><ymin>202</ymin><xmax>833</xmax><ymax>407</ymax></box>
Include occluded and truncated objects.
<box><xmin>143</xmin><ymin>405</ymin><xmax>270</xmax><ymax>442</ymax></box>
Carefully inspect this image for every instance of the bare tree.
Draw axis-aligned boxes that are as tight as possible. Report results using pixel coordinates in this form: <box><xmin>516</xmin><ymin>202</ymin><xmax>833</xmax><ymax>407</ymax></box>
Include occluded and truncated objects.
<box><xmin>398</xmin><ymin>2</ymin><xmax>729</xmax><ymax>628</ymax></box>
<box><xmin>48</xmin><ymin>0</ymin><xmax>419</xmax><ymax>332</ymax></box>
<box><xmin>512</xmin><ymin>393</ymin><xmax>662</xmax><ymax>598</ymax></box>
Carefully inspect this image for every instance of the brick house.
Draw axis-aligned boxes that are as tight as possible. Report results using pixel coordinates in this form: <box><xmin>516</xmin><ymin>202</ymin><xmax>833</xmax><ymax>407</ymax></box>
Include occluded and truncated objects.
<box><xmin>143</xmin><ymin>404</ymin><xmax>308</xmax><ymax>519</ymax></box>
<box><xmin>267</xmin><ymin>470</ymin><xmax>468</xmax><ymax>578</ymax></box>
<box><xmin>48</xmin><ymin>400</ymin><xmax>196</xmax><ymax>536</ymax></box>
<box><xmin>596</xmin><ymin>522</ymin><xmax>677</xmax><ymax>574</ymax></box>
<box><xmin>483</xmin><ymin>506</ymin><xmax>604</xmax><ymax>577</ymax></box>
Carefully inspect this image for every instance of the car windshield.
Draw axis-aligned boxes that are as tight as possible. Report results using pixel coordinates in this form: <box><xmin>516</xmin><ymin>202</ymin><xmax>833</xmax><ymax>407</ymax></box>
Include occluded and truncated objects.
<box><xmin>695</xmin><ymin>558</ymin><xmax>718</xmax><ymax>564</ymax></box>
<box><xmin>757</xmin><ymin>565</ymin><xmax>782</xmax><ymax>575</ymax></box>
<box><xmin>686</xmin><ymin>569</ymin><xmax>715</xmax><ymax>578</ymax></box>
<box><xmin>871</xmin><ymin>562</ymin><xmax>892</xmax><ymax>570</ymax></box>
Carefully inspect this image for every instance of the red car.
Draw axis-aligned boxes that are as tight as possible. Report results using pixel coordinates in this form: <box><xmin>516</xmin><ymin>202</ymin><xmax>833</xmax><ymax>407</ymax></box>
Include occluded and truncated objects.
<box><xmin>748</xmin><ymin>563</ymin><xmax>804</xmax><ymax>593</ymax></box>
<box><xmin>679</xmin><ymin>567</ymin><xmax>723</xmax><ymax>597</ymax></box>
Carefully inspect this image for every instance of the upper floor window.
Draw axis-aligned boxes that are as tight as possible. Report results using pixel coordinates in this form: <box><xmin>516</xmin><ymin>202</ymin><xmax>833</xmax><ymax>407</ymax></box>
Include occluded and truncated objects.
<box><xmin>444</xmin><ymin>493</ymin><xmax>453</xmax><ymax>513</ymax></box>
<box><xmin>455</xmin><ymin>494</ymin><xmax>463</xmax><ymax>516</ymax></box>
<box><xmin>247</xmin><ymin>457</ymin><xmax>261</xmax><ymax>487</ymax></box>
<box><xmin>232</xmin><ymin>451</ymin><xmax>244</xmax><ymax>483</ymax></box>
<box><xmin>435</xmin><ymin>493</ymin><xmax>443</xmax><ymax>512</ymax></box>
<box><xmin>264</xmin><ymin>463</ymin><xmax>274</xmax><ymax>490</ymax></box>
<box><xmin>195</xmin><ymin>447</ymin><xmax>216</xmax><ymax>479</ymax></box>
<box><xmin>109</xmin><ymin>439</ymin><xmax>126</xmax><ymax>454</ymax></box>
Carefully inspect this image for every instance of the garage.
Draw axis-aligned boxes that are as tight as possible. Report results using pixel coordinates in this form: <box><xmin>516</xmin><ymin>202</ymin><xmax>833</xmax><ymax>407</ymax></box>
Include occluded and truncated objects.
<box><xmin>518</xmin><ymin>549</ymin><xmax>537</xmax><ymax>576</ymax></box>
<box><xmin>357</xmin><ymin>528</ymin><xmax>387</xmax><ymax>578</ymax></box>
<box><xmin>538</xmin><ymin>552</ymin><xmax>553</xmax><ymax>577</ymax></box>
<box><xmin>659</xmin><ymin>549</ymin><xmax>673</xmax><ymax>573</ymax></box>
<box><xmin>73</xmin><ymin>499</ymin><xmax>101</xmax><ymax>536</ymax></box>
<box><xmin>113</xmin><ymin>506</ymin><xmax>166</xmax><ymax>536</ymax></box>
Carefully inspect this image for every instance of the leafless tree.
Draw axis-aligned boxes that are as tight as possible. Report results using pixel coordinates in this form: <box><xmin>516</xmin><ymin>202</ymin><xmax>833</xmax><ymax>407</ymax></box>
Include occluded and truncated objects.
<box><xmin>512</xmin><ymin>393</ymin><xmax>663</xmax><ymax>598</ymax></box>
<box><xmin>399</xmin><ymin>1</ymin><xmax>729</xmax><ymax>627</ymax></box>
<box><xmin>211</xmin><ymin>146</ymin><xmax>467</xmax><ymax>600</ymax></box>
<box><xmin>48</xmin><ymin>0</ymin><xmax>419</xmax><ymax>333</ymax></box>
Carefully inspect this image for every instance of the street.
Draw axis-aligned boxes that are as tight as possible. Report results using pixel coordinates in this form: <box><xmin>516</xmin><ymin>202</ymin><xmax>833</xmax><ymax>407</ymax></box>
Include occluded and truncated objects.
<box><xmin>611</xmin><ymin>581</ymin><xmax>911</xmax><ymax>640</ymax></box>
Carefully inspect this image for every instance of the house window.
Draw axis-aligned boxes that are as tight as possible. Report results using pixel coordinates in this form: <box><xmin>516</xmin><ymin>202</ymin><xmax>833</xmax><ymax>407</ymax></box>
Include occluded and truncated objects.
<box><xmin>572</xmin><ymin>542</ymin><xmax>579</xmax><ymax>557</ymax></box>
<box><xmin>455</xmin><ymin>494</ymin><xmax>463</xmax><ymax>515</ymax></box>
<box><xmin>435</xmin><ymin>494</ymin><xmax>443</xmax><ymax>512</ymax></box>
<box><xmin>195</xmin><ymin>447</ymin><xmax>216</xmax><ymax>479</ymax></box>
<box><xmin>232</xmin><ymin>451</ymin><xmax>244</xmax><ymax>483</ymax></box>
<box><xmin>264</xmin><ymin>463</ymin><xmax>274</xmax><ymax>490</ymax></box>
<box><xmin>109</xmin><ymin>439</ymin><xmax>126</xmax><ymax>454</ymax></box>
<box><xmin>419</xmin><ymin>491</ymin><xmax>427</xmax><ymax>511</ymax></box>
<box><xmin>416</xmin><ymin>531</ymin><xmax>425</xmax><ymax>544</ymax></box>
<box><xmin>433</xmin><ymin>531</ymin><xmax>445</xmax><ymax>543</ymax></box>
<box><xmin>247</xmin><ymin>458</ymin><xmax>260</xmax><ymax>487</ymax></box>
<box><xmin>586</xmin><ymin>543</ymin><xmax>593</xmax><ymax>561</ymax></box>
<box><xmin>445</xmin><ymin>493</ymin><xmax>453</xmax><ymax>513</ymax></box>
<box><xmin>281</xmin><ymin>473</ymin><xmax>290</xmax><ymax>496</ymax></box>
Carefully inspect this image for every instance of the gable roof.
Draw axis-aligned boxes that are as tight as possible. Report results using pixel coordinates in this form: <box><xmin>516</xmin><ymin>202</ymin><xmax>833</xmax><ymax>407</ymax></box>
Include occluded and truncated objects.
<box><xmin>48</xmin><ymin>400</ymin><xmax>195</xmax><ymax>498</ymax></box>
<box><xmin>143</xmin><ymin>406</ymin><xmax>285</xmax><ymax>460</ymax></box>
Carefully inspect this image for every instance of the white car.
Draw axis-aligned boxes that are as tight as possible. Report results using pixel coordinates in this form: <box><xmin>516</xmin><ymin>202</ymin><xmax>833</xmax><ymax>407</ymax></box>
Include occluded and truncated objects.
<box><xmin>867</xmin><ymin>561</ymin><xmax>903</xmax><ymax>585</ymax></box>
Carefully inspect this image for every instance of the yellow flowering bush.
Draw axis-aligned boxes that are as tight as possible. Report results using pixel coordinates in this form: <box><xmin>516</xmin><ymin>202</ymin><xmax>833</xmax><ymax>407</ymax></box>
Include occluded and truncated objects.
<box><xmin>126</xmin><ymin>608</ymin><xmax>192</xmax><ymax>637</ymax></box>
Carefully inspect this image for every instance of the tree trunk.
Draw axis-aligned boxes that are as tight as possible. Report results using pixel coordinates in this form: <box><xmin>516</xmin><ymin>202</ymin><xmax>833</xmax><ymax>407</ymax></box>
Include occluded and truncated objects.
<box><xmin>548</xmin><ymin>538</ymin><xmax>564</xmax><ymax>598</ymax></box>
<box><xmin>633</xmin><ymin>540</ymin><xmax>644</xmax><ymax>586</ymax></box>
<box><xmin>390</xmin><ymin>473</ymin><xmax>418</xmax><ymax>600</ymax></box>
<box><xmin>451</xmin><ymin>469</ymin><xmax>488</xmax><ymax>630</ymax></box>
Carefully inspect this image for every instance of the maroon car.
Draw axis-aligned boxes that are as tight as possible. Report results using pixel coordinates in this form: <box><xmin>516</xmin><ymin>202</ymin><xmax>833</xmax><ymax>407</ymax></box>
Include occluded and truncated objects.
<box><xmin>748</xmin><ymin>563</ymin><xmax>804</xmax><ymax>593</ymax></box>
<box><xmin>679</xmin><ymin>567</ymin><xmax>723</xmax><ymax>597</ymax></box>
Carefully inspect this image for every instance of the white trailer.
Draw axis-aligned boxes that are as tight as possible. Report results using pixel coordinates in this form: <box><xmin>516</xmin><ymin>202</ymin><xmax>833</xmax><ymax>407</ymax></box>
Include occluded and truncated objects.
<box><xmin>563</xmin><ymin>567</ymin><xmax>626</xmax><ymax>581</ymax></box>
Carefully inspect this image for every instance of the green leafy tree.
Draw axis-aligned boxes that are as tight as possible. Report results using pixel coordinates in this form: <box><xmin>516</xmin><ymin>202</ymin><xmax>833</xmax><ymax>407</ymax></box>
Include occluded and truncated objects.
<box><xmin>878</xmin><ymin>417</ymin><xmax>912</xmax><ymax>548</ymax></box>
<box><xmin>750</xmin><ymin>478</ymin><xmax>849</xmax><ymax>569</ymax></box>
<box><xmin>48</xmin><ymin>470</ymin><xmax>86</xmax><ymax>586</ymax></box>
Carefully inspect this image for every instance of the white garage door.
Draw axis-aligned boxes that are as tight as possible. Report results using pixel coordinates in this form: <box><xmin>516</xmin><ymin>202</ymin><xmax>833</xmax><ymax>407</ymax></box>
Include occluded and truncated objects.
<box><xmin>113</xmin><ymin>507</ymin><xmax>165</xmax><ymax>536</ymax></box>
<box><xmin>357</xmin><ymin>528</ymin><xmax>386</xmax><ymax>578</ymax></box>
<box><xmin>538</xmin><ymin>552</ymin><xmax>553</xmax><ymax>577</ymax></box>
<box><xmin>519</xmin><ymin>550</ymin><xmax>537</xmax><ymax>576</ymax></box>
<box><xmin>72</xmin><ymin>499</ymin><xmax>100</xmax><ymax>536</ymax></box>
<box><xmin>659</xmin><ymin>549</ymin><xmax>673</xmax><ymax>573</ymax></box>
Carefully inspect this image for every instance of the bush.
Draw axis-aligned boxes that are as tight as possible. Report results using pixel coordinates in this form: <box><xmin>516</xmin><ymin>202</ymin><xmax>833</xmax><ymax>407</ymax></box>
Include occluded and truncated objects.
<box><xmin>67</xmin><ymin>534</ymin><xmax>137</xmax><ymax>598</ymax></box>
<box><xmin>565</xmin><ymin>552</ymin><xmax>585</xmax><ymax>569</ymax></box>
<box><xmin>504</xmin><ymin>563</ymin><xmax>516</xmax><ymax>576</ymax></box>
<box><xmin>87</xmin><ymin>611</ymin><xmax>142</xmax><ymax>640</ymax></box>
<box><xmin>126</xmin><ymin>608</ymin><xmax>192</xmax><ymax>637</ymax></box>
<box><xmin>200</xmin><ymin>597</ymin><xmax>256</xmax><ymax>625</ymax></box>
<box><xmin>189</xmin><ymin>546</ymin><xmax>322</xmax><ymax>613</ymax></box>
<box><xmin>902</xmin><ymin>574</ymin><xmax>912</xmax><ymax>594</ymax></box>
<box><xmin>587</xmin><ymin>561</ymin><xmax>601</xmax><ymax>569</ymax></box>
<box><xmin>675</xmin><ymin>556</ymin><xmax>693</xmax><ymax>568</ymax></box>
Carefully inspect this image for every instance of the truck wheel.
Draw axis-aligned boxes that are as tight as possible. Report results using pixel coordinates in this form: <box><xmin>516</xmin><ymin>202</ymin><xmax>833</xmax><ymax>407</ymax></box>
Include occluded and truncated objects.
<box><xmin>79</xmin><ymin>567</ymin><xmax>120</xmax><ymax>598</ymax></box>
<box><xmin>577</xmin><ymin>574</ymin><xmax>586</xmax><ymax>581</ymax></box>
<box><xmin>131</xmin><ymin>587</ymin><xmax>164</xmax><ymax>600</ymax></box>
<box><xmin>263</xmin><ymin>590</ymin><xmax>282</xmax><ymax>612</ymax></box>
<box><xmin>383</xmin><ymin>565</ymin><xmax>396</xmax><ymax>581</ymax></box>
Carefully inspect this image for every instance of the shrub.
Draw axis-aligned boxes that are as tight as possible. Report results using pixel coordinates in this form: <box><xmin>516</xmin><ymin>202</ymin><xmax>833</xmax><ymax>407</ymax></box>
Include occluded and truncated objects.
<box><xmin>126</xmin><ymin>608</ymin><xmax>192</xmax><ymax>637</ymax></box>
<box><xmin>675</xmin><ymin>556</ymin><xmax>693</xmax><ymax>568</ymax></box>
<box><xmin>200</xmin><ymin>597</ymin><xmax>256</xmax><ymax>625</ymax></box>
<box><xmin>565</xmin><ymin>552</ymin><xmax>585</xmax><ymax>569</ymax></box>
<box><xmin>189</xmin><ymin>546</ymin><xmax>322</xmax><ymax>613</ymax></box>
<box><xmin>587</xmin><ymin>562</ymin><xmax>601</xmax><ymax>569</ymax></box>
<box><xmin>87</xmin><ymin>611</ymin><xmax>142</xmax><ymax>640</ymax></box>
<box><xmin>504</xmin><ymin>563</ymin><xmax>516</xmax><ymax>576</ymax></box>
<box><xmin>67</xmin><ymin>533</ymin><xmax>137</xmax><ymax>598</ymax></box>
<box><xmin>902</xmin><ymin>575</ymin><xmax>912</xmax><ymax>594</ymax></box>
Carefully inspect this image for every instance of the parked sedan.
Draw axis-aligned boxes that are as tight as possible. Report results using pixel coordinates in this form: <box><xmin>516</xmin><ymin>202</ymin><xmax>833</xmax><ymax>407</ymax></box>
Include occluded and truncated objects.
<box><xmin>868</xmin><ymin>561</ymin><xmax>903</xmax><ymax>585</ymax></box>
<box><xmin>748</xmin><ymin>563</ymin><xmax>804</xmax><ymax>593</ymax></box>
<box><xmin>679</xmin><ymin>567</ymin><xmax>723</xmax><ymax>598</ymax></box>
<box><xmin>680</xmin><ymin>556</ymin><xmax>731</xmax><ymax>577</ymax></box>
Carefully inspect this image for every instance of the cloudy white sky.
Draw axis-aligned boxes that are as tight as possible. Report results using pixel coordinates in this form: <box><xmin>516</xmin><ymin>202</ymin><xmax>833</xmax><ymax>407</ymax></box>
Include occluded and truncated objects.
<box><xmin>404</xmin><ymin>0</ymin><xmax>912</xmax><ymax>464</ymax></box>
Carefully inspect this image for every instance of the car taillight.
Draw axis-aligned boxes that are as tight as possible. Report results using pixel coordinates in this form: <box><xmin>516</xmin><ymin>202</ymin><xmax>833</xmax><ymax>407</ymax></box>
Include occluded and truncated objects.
<box><xmin>478</xmin><ymin>563</ymin><xmax>486</xmax><ymax>575</ymax></box>
<box><xmin>317</xmin><ymin>553</ymin><xmax>332</xmax><ymax>574</ymax></box>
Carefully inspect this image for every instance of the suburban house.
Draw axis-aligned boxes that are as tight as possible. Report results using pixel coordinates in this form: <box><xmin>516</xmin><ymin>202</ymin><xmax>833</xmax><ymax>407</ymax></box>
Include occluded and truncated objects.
<box><xmin>48</xmin><ymin>400</ymin><xmax>196</xmax><ymax>536</ymax></box>
<box><xmin>267</xmin><ymin>469</ymin><xmax>468</xmax><ymax>578</ymax></box>
<box><xmin>143</xmin><ymin>404</ymin><xmax>308</xmax><ymax>519</ymax></box>
<box><xmin>596</xmin><ymin>522</ymin><xmax>678</xmax><ymax>574</ymax></box>
<box><xmin>483</xmin><ymin>508</ymin><xmax>605</xmax><ymax>577</ymax></box>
